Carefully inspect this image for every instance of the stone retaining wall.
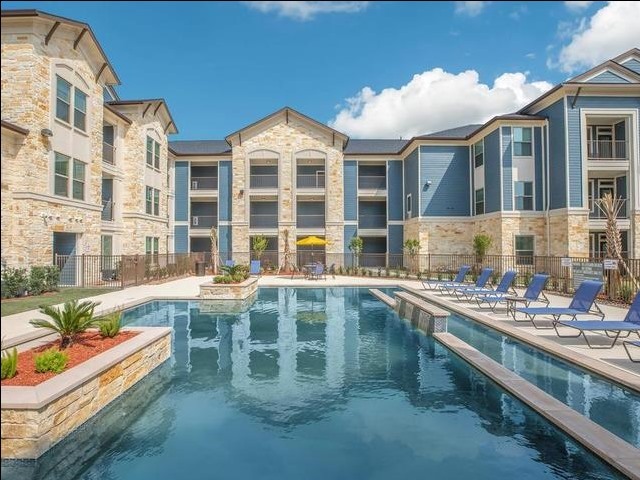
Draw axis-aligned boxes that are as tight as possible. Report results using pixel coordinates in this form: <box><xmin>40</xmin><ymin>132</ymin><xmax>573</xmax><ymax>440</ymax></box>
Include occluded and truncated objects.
<box><xmin>199</xmin><ymin>277</ymin><xmax>258</xmax><ymax>300</ymax></box>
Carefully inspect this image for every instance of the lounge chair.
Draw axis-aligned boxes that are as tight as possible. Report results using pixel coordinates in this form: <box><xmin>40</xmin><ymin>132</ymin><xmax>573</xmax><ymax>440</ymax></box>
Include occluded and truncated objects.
<box><xmin>225</xmin><ymin>260</ymin><xmax>235</xmax><ymax>267</ymax></box>
<box><xmin>553</xmin><ymin>292</ymin><xmax>640</xmax><ymax>349</ymax></box>
<box><xmin>456</xmin><ymin>270</ymin><xmax>517</xmax><ymax>302</ymax></box>
<box><xmin>422</xmin><ymin>265</ymin><xmax>471</xmax><ymax>290</ymax></box>
<box><xmin>447</xmin><ymin>268</ymin><xmax>494</xmax><ymax>298</ymax></box>
<box><xmin>250</xmin><ymin>260</ymin><xmax>261</xmax><ymax>276</ymax></box>
<box><xmin>623</xmin><ymin>340</ymin><xmax>640</xmax><ymax>362</ymax></box>
<box><xmin>516</xmin><ymin>280</ymin><xmax>604</xmax><ymax>329</ymax></box>
<box><xmin>493</xmin><ymin>274</ymin><xmax>550</xmax><ymax>316</ymax></box>
<box><xmin>309</xmin><ymin>263</ymin><xmax>325</xmax><ymax>280</ymax></box>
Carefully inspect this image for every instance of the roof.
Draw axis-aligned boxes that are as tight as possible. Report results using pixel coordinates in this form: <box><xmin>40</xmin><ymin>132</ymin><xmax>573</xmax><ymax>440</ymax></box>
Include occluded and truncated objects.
<box><xmin>169</xmin><ymin>140</ymin><xmax>231</xmax><ymax>156</ymax></box>
<box><xmin>343</xmin><ymin>139</ymin><xmax>409</xmax><ymax>155</ymax></box>
<box><xmin>103</xmin><ymin>103</ymin><xmax>132</xmax><ymax>125</ymax></box>
<box><xmin>418</xmin><ymin>124</ymin><xmax>482</xmax><ymax>140</ymax></box>
<box><xmin>1</xmin><ymin>119</ymin><xmax>29</xmax><ymax>136</ymax></box>
<box><xmin>106</xmin><ymin>99</ymin><xmax>178</xmax><ymax>134</ymax></box>
<box><xmin>1</xmin><ymin>9</ymin><xmax>120</xmax><ymax>85</ymax></box>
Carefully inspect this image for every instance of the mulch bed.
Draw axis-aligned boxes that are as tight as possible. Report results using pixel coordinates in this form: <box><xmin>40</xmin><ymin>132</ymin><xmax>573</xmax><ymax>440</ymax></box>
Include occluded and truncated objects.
<box><xmin>2</xmin><ymin>331</ymin><xmax>139</xmax><ymax>387</ymax></box>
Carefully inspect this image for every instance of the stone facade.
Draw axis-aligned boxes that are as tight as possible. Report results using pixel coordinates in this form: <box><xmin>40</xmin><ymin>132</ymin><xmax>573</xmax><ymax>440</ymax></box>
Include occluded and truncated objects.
<box><xmin>1</xmin><ymin>329</ymin><xmax>171</xmax><ymax>459</ymax></box>
<box><xmin>633</xmin><ymin>212</ymin><xmax>640</xmax><ymax>258</ymax></box>
<box><xmin>199</xmin><ymin>277</ymin><xmax>258</xmax><ymax>300</ymax></box>
<box><xmin>548</xmin><ymin>210</ymin><xmax>590</xmax><ymax>257</ymax></box>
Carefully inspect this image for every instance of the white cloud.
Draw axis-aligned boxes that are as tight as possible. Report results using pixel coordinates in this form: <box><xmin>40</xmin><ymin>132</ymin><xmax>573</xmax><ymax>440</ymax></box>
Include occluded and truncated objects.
<box><xmin>525</xmin><ymin>52</ymin><xmax>536</xmax><ymax>59</ymax></box>
<box><xmin>551</xmin><ymin>2</ymin><xmax>640</xmax><ymax>73</ymax></box>
<box><xmin>243</xmin><ymin>1</ymin><xmax>369</xmax><ymax>20</ymax></box>
<box><xmin>329</xmin><ymin>69</ymin><xmax>552</xmax><ymax>138</ymax></box>
<box><xmin>564</xmin><ymin>1</ymin><xmax>594</xmax><ymax>12</ymax></box>
<box><xmin>454</xmin><ymin>1</ymin><xmax>490</xmax><ymax>17</ymax></box>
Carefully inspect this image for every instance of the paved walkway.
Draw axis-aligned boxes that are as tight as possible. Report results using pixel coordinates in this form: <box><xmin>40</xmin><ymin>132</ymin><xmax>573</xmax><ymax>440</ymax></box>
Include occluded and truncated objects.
<box><xmin>2</xmin><ymin>275</ymin><xmax>637</xmax><ymax>378</ymax></box>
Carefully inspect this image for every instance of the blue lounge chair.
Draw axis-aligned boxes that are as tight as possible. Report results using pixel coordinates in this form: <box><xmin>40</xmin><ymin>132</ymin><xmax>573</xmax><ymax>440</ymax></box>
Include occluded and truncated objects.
<box><xmin>447</xmin><ymin>268</ymin><xmax>494</xmax><ymax>298</ymax></box>
<box><xmin>553</xmin><ymin>292</ymin><xmax>640</xmax><ymax>349</ymax></box>
<box><xmin>225</xmin><ymin>260</ymin><xmax>235</xmax><ymax>267</ymax></box>
<box><xmin>516</xmin><ymin>280</ymin><xmax>604</xmax><ymax>329</ymax></box>
<box><xmin>250</xmin><ymin>260</ymin><xmax>261</xmax><ymax>276</ymax></box>
<box><xmin>623</xmin><ymin>340</ymin><xmax>640</xmax><ymax>362</ymax></box>
<box><xmin>310</xmin><ymin>263</ymin><xmax>325</xmax><ymax>280</ymax></box>
<box><xmin>422</xmin><ymin>265</ymin><xmax>471</xmax><ymax>290</ymax></box>
<box><xmin>486</xmin><ymin>273</ymin><xmax>549</xmax><ymax>315</ymax></box>
<box><xmin>456</xmin><ymin>270</ymin><xmax>517</xmax><ymax>302</ymax></box>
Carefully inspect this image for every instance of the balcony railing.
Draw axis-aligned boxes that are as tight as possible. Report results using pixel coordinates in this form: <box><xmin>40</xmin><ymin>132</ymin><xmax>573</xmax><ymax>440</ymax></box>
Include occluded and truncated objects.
<box><xmin>191</xmin><ymin>176</ymin><xmax>218</xmax><ymax>190</ymax></box>
<box><xmin>191</xmin><ymin>215</ymin><xmax>217</xmax><ymax>229</ymax></box>
<box><xmin>297</xmin><ymin>174</ymin><xmax>325</xmax><ymax>188</ymax></box>
<box><xmin>587</xmin><ymin>140</ymin><xmax>628</xmax><ymax>160</ymax></box>
<box><xmin>250</xmin><ymin>214</ymin><xmax>278</xmax><ymax>228</ymax></box>
<box><xmin>358</xmin><ymin>175</ymin><xmax>386</xmax><ymax>190</ymax></box>
<box><xmin>297</xmin><ymin>214</ymin><xmax>325</xmax><ymax>228</ymax></box>
<box><xmin>102</xmin><ymin>142</ymin><xmax>114</xmax><ymax>165</ymax></box>
<box><xmin>358</xmin><ymin>214</ymin><xmax>387</xmax><ymax>229</ymax></box>
<box><xmin>588</xmin><ymin>198</ymin><xmax>628</xmax><ymax>219</ymax></box>
<box><xmin>101</xmin><ymin>200</ymin><xmax>114</xmax><ymax>221</ymax></box>
<box><xmin>250</xmin><ymin>174</ymin><xmax>278</xmax><ymax>189</ymax></box>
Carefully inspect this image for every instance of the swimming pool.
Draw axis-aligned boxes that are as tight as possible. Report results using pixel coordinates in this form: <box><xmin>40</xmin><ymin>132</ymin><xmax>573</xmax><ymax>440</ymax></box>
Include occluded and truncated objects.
<box><xmin>1</xmin><ymin>288</ymin><xmax>624</xmax><ymax>479</ymax></box>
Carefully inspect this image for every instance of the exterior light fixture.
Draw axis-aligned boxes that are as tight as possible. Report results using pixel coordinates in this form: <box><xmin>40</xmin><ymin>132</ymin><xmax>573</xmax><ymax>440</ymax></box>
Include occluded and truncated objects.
<box><xmin>41</xmin><ymin>128</ymin><xmax>53</xmax><ymax>137</ymax></box>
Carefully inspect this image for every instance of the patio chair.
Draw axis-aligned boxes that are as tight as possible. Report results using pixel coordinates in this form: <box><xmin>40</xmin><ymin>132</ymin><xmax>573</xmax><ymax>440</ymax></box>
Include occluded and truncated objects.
<box><xmin>623</xmin><ymin>340</ymin><xmax>640</xmax><ymax>362</ymax></box>
<box><xmin>515</xmin><ymin>280</ymin><xmax>604</xmax><ymax>329</ymax></box>
<box><xmin>552</xmin><ymin>292</ymin><xmax>640</xmax><ymax>349</ymax></box>
<box><xmin>455</xmin><ymin>270</ymin><xmax>517</xmax><ymax>302</ymax></box>
<box><xmin>447</xmin><ymin>268</ymin><xmax>494</xmax><ymax>298</ymax></box>
<box><xmin>310</xmin><ymin>263</ymin><xmax>325</xmax><ymax>280</ymax></box>
<box><xmin>250</xmin><ymin>260</ymin><xmax>261</xmax><ymax>276</ymax></box>
<box><xmin>423</xmin><ymin>265</ymin><xmax>471</xmax><ymax>290</ymax></box>
<box><xmin>482</xmin><ymin>273</ymin><xmax>549</xmax><ymax>314</ymax></box>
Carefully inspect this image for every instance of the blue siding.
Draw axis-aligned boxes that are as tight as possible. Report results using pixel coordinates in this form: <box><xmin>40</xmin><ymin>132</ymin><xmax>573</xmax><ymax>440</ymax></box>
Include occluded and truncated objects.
<box><xmin>483</xmin><ymin>129</ymin><xmax>501</xmax><ymax>213</ymax></box>
<box><xmin>388</xmin><ymin>225</ymin><xmax>404</xmax><ymax>254</ymax></box>
<box><xmin>539</xmin><ymin>99</ymin><xmax>566</xmax><ymax>210</ymax></box>
<box><xmin>534</xmin><ymin>127</ymin><xmax>543</xmax><ymax>211</ymax></box>
<box><xmin>616</xmin><ymin>175</ymin><xmax>627</xmax><ymax>200</ymax></box>
<box><xmin>419</xmin><ymin>145</ymin><xmax>470</xmax><ymax>216</ymax></box>
<box><xmin>218</xmin><ymin>161</ymin><xmax>232</xmax><ymax>221</ymax></box>
<box><xmin>403</xmin><ymin>149</ymin><xmax>419</xmax><ymax>218</ymax></box>
<box><xmin>343</xmin><ymin>225</ymin><xmax>357</xmax><ymax>252</ymax></box>
<box><xmin>501</xmin><ymin>127</ymin><xmax>513</xmax><ymax>211</ymax></box>
<box><xmin>174</xmin><ymin>226</ymin><xmax>188</xmax><ymax>253</ymax></box>
<box><xmin>587</xmin><ymin>70</ymin><xmax>630</xmax><ymax>83</ymax></box>
<box><xmin>387</xmin><ymin>160</ymin><xmax>403</xmax><ymax>221</ymax></box>
<box><xmin>622</xmin><ymin>58</ymin><xmax>640</xmax><ymax>74</ymax></box>
<box><xmin>175</xmin><ymin>162</ymin><xmax>189</xmax><ymax>221</ymax></box>
<box><xmin>344</xmin><ymin>161</ymin><xmax>358</xmax><ymax>221</ymax></box>
<box><xmin>218</xmin><ymin>225</ymin><xmax>231</xmax><ymax>254</ymax></box>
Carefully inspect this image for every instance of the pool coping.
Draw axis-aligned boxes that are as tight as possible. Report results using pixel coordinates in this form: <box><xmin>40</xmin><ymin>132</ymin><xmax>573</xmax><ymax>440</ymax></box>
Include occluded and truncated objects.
<box><xmin>435</xmin><ymin>332</ymin><xmax>640</xmax><ymax>479</ymax></box>
<box><xmin>402</xmin><ymin>286</ymin><xmax>640</xmax><ymax>394</ymax></box>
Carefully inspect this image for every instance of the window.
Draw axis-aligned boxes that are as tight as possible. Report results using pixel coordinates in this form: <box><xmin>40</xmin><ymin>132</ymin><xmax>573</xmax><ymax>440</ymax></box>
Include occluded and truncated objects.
<box><xmin>145</xmin><ymin>187</ymin><xmax>160</xmax><ymax>216</ymax></box>
<box><xmin>153</xmin><ymin>188</ymin><xmax>160</xmax><ymax>216</ymax></box>
<box><xmin>56</xmin><ymin>76</ymin><xmax>71</xmax><ymax>123</ymax></box>
<box><xmin>73</xmin><ymin>88</ymin><xmax>87</xmax><ymax>131</ymax></box>
<box><xmin>514</xmin><ymin>181</ymin><xmax>533</xmax><ymax>210</ymax></box>
<box><xmin>146</xmin><ymin>136</ymin><xmax>154</xmax><ymax>166</ymax></box>
<box><xmin>513</xmin><ymin>127</ymin><xmax>532</xmax><ymax>156</ymax></box>
<box><xmin>145</xmin><ymin>236</ymin><xmax>159</xmax><ymax>255</ymax></box>
<box><xmin>406</xmin><ymin>194</ymin><xmax>412</xmax><ymax>216</ymax></box>
<box><xmin>146</xmin><ymin>186</ymin><xmax>153</xmax><ymax>214</ymax></box>
<box><xmin>154</xmin><ymin>141</ymin><xmax>160</xmax><ymax>169</ymax></box>
<box><xmin>72</xmin><ymin>160</ymin><xmax>86</xmax><ymax>200</ymax></box>
<box><xmin>475</xmin><ymin>188</ymin><xmax>485</xmax><ymax>215</ymax></box>
<box><xmin>515</xmin><ymin>235</ymin><xmax>534</xmax><ymax>265</ymax></box>
<box><xmin>146</xmin><ymin>136</ymin><xmax>161</xmax><ymax>169</ymax></box>
<box><xmin>54</xmin><ymin>153</ymin><xmax>69</xmax><ymax>197</ymax></box>
<box><xmin>474</xmin><ymin>140</ymin><xmax>484</xmax><ymax>168</ymax></box>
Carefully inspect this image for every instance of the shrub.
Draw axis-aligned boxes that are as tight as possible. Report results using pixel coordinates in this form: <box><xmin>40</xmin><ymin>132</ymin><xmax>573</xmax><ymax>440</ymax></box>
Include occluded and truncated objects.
<box><xmin>377</xmin><ymin>268</ymin><xmax>382</xmax><ymax>277</ymax></box>
<box><xmin>43</xmin><ymin>265</ymin><xmax>60</xmax><ymax>292</ymax></box>
<box><xmin>416</xmin><ymin>271</ymin><xmax>422</xmax><ymax>280</ymax></box>
<box><xmin>34</xmin><ymin>349</ymin><xmax>68</xmax><ymax>374</ymax></box>
<box><xmin>30</xmin><ymin>300</ymin><xmax>100</xmax><ymax>348</ymax></box>
<box><xmin>213</xmin><ymin>275</ymin><xmax>232</xmax><ymax>284</ymax></box>
<box><xmin>1</xmin><ymin>347</ymin><xmax>18</xmax><ymax>380</ymax></box>
<box><xmin>619</xmin><ymin>282</ymin><xmax>634</xmax><ymax>303</ymax></box>
<box><xmin>1</xmin><ymin>267</ymin><xmax>28</xmax><ymax>298</ymax></box>
<box><xmin>473</xmin><ymin>234</ymin><xmax>492</xmax><ymax>259</ymax></box>
<box><xmin>28</xmin><ymin>266</ymin><xmax>47</xmax><ymax>296</ymax></box>
<box><xmin>523</xmin><ymin>272</ymin><xmax>533</xmax><ymax>287</ymax></box>
<box><xmin>385</xmin><ymin>267</ymin><xmax>390</xmax><ymax>277</ymax></box>
<box><xmin>99</xmin><ymin>312</ymin><xmax>122</xmax><ymax>338</ymax></box>
<box><xmin>338</xmin><ymin>266</ymin><xmax>344</xmax><ymax>275</ymax></box>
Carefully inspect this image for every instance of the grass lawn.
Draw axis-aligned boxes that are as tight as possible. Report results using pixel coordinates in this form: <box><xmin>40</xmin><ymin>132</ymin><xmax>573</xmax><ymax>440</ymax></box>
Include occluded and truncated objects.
<box><xmin>1</xmin><ymin>288</ymin><xmax>117</xmax><ymax>317</ymax></box>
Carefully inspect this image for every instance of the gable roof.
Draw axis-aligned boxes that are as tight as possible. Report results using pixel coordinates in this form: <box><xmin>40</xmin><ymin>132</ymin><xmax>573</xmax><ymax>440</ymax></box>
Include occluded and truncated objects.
<box><xmin>169</xmin><ymin>140</ymin><xmax>231</xmax><ymax>156</ymax></box>
<box><xmin>417</xmin><ymin>124</ymin><xmax>482</xmax><ymax>140</ymax></box>
<box><xmin>106</xmin><ymin>99</ymin><xmax>178</xmax><ymax>134</ymax></box>
<box><xmin>1</xmin><ymin>9</ymin><xmax>120</xmax><ymax>85</ymax></box>
<box><xmin>224</xmin><ymin>107</ymin><xmax>349</xmax><ymax>148</ymax></box>
<box><xmin>343</xmin><ymin>139</ymin><xmax>409</xmax><ymax>155</ymax></box>
<box><xmin>568</xmin><ymin>59</ymin><xmax>640</xmax><ymax>84</ymax></box>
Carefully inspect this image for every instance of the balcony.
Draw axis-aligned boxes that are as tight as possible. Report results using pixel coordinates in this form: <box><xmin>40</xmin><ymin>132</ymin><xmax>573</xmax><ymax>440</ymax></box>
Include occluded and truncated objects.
<box><xmin>250</xmin><ymin>214</ymin><xmax>278</xmax><ymax>229</ymax></box>
<box><xmin>191</xmin><ymin>176</ymin><xmax>218</xmax><ymax>190</ymax></box>
<box><xmin>102</xmin><ymin>142</ymin><xmax>114</xmax><ymax>165</ymax></box>
<box><xmin>589</xmin><ymin>198</ymin><xmax>628</xmax><ymax>219</ymax></box>
<box><xmin>101</xmin><ymin>200</ymin><xmax>114</xmax><ymax>221</ymax></box>
<box><xmin>358</xmin><ymin>175</ymin><xmax>386</xmax><ymax>190</ymax></box>
<box><xmin>297</xmin><ymin>214</ymin><xmax>325</xmax><ymax>228</ymax></box>
<box><xmin>191</xmin><ymin>215</ymin><xmax>217</xmax><ymax>229</ymax></box>
<box><xmin>587</xmin><ymin>140</ymin><xmax>628</xmax><ymax>161</ymax></box>
<box><xmin>250</xmin><ymin>174</ymin><xmax>278</xmax><ymax>189</ymax></box>
<box><xmin>358</xmin><ymin>214</ymin><xmax>387</xmax><ymax>229</ymax></box>
<box><xmin>297</xmin><ymin>174</ymin><xmax>325</xmax><ymax>189</ymax></box>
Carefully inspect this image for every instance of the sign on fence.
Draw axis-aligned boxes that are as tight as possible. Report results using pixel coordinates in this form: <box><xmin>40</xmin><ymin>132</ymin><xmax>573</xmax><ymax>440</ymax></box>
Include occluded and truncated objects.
<box><xmin>572</xmin><ymin>262</ymin><xmax>603</xmax><ymax>289</ymax></box>
<box><xmin>561</xmin><ymin>257</ymin><xmax>572</xmax><ymax>268</ymax></box>
<box><xmin>603</xmin><ymin>259</ymin><xmax>618</xmax><ymax>271</ymax></box>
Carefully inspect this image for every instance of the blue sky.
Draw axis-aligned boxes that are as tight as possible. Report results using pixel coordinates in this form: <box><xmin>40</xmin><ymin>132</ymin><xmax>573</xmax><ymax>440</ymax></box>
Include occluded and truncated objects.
<box><xmin>4</xmin><ymin>1</ymin><xmax>639</xmax><ymax>139</ymax></box>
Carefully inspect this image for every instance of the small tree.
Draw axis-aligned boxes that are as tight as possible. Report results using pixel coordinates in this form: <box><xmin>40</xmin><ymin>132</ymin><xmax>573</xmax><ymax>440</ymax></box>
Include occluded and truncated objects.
<box><xmin>252</xmin><ymin>235</ymin><xmax>269</xmax><ymax>262</ymax></box>
<box><xmin>404</xmin><ymin>239</ymin><xmax>421</xmax><ymax>273</ymax></box>
<box><xmin>349</xmin><ymin>236</ymin><xmax>364</xmax><ymax>267</ymax></box>
<box><xmin>280</xmin><ymin>229</ymin><xmax>293</xmax><ymax>274</ymax></box>
<box><xmin>473</xmin><ymin>234</ymin><xmax>492</xmax><ymax>259</ymax></box>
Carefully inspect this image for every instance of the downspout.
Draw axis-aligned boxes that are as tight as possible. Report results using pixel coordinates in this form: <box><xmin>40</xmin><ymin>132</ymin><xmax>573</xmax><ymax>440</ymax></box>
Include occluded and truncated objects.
<box><xmin>545</xmin><ymin>119</ymin><xmax>551</xmax><ymax>256</ymax></box>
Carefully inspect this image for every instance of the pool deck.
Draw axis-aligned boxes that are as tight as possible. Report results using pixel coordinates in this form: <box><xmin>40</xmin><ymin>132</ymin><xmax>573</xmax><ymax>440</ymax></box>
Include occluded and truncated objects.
<box><xmin>2</xmin><ymin>275</ymin><xmax>638</xmax><ymax>382</ymax></box>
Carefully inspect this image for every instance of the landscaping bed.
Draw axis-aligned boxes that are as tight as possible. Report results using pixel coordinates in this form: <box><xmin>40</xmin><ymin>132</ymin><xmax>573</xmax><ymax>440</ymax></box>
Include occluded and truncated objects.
<box><xmin>1</xmin><ymin>330</ymin><xmax>139</xmax><ymax>387</ymax></box>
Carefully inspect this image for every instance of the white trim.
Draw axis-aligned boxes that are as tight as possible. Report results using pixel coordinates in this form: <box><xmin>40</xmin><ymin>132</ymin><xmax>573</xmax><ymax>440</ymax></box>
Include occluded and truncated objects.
<box><xmin>563</xmin><ymin>95</ymin><xmax>571</xmax><ymax>209</ymax></box>
<box><xmin>581</xmin><ymin>67</ymin><xmax>638</xmax><ymax>84</ymax></box>
<box><xmin>406</xmin><ymin>193</ymin><xmax>412</xmax><ymax>218</ymax></box>
<box><xmin>499</xmin><ymin>126</ymin><xmax>504</xmax><ymax>211</ymax></box>
<box><xmin>387</xmin><ymin>220</ymin><xmax>404</xmax><ymax>225</ymax></box>
<box><xmin>417</xmin><ymin>146</ymin><xmax>421</xmax><ymax>217</ymax></box>
<box><xmin>468</xmin><ymin>144</ymin><xmax>473</xmax><ymax>215</ymax></box>
<box><xmin>13</xmin><ymin>191</ymin><xmax>102</xmax><ymax>211</ymax></box>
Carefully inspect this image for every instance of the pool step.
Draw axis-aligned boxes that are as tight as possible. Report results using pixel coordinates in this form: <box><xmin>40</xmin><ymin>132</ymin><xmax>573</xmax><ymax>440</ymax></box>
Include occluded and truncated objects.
<box><xmin>369</xmin><ymin>289</ymin><xmax>396</xmax><ymax>308</ymax></box>
<box><xmin>393</xmin><ymin>291</ymin><xmax>449</xmax><ymax>335</ymax></box>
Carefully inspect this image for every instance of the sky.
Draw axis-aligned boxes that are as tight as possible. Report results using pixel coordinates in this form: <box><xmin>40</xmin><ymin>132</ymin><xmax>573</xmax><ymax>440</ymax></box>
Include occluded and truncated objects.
<box><xmin>4</xmin><ymin>1</ymin><xmax>640</xmax><ymax>140</ymax></box>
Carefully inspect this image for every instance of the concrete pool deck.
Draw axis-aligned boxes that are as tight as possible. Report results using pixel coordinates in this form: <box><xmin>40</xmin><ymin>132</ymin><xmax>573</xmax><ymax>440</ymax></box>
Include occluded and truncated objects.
<box><xmin>2</xmin><ymin>275</ymin><xmax>638</xmax><ymax>381</ymax></box>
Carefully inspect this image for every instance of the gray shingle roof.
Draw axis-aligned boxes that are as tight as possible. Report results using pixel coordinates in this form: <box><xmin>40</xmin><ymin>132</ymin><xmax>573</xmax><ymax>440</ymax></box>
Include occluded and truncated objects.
<box><xmin>344</xmin><ymin>139</ymin><xmax>410</xmax><ymax>155</ymax></box>
<box><xmin>419</xmin><ymin>124</ymin><xmax>483</xmax><ymax>140</ymax></box>
<box><xmin>169</xmin><ymin>140</ymin><xmax>231</xmax><ymax>155</ymax></box>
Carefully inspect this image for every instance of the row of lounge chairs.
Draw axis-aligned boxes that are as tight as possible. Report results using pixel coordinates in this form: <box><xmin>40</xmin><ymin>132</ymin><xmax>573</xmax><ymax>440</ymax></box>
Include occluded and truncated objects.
<box><xmin>423</xmin><ymin>265</ymin><xmax>639</xmax><ymax>361</ymax></box>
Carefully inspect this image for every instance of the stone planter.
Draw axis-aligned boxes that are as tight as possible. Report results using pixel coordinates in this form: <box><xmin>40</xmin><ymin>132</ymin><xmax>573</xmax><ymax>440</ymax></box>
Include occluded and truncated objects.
<box><xmin>199</xmin><ymin>276</ymin><xmax>258</xmax><ymax>301</ymax></box>
<box><xmin>1</xmin><ymin>327</ymin><xmax>171</xmax><ymax>459</ymax></box>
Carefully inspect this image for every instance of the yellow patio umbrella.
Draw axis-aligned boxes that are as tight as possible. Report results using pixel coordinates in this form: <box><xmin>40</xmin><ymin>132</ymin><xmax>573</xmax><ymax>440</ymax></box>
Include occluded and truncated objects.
<box><xmin>296</xmin><ymin>236</ymin><xmax>328</xmax><ymax>247</ymax></box>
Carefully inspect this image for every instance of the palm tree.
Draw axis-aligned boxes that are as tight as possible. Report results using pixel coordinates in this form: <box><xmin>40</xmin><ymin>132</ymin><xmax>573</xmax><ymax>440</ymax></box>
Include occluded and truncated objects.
<box><xmin>30</xmin><ymin>299</ymin><xmax>100</xmax><ymax>348</ymax></box>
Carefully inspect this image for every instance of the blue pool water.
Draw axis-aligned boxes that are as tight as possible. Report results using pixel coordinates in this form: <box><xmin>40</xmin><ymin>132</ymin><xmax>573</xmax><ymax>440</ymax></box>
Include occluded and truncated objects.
<box><xmin>2</xmin><ymin>288</ymin><xmax>624</xmax><ymax>480</ymax></box>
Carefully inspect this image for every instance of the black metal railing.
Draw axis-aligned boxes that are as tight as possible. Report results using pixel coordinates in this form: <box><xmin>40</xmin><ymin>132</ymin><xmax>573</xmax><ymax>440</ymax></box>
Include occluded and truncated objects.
<box><xmin>250</xmin><ymin>174</ymin><xmax>278</xmax><ymax>189</ymax></box>
<box><xmin>297</xmin><ymin>214</ymin><xmax>325</xmax><ymax>228</ymax></box>
<box><xmin>587</xmin><ymin>140</ymin><xmax>628</xmax><ymax>160</ymax></box>
<box><xmin>190</xmin><ymin>176</ymin><xmax>218</xmax><ymax>190</ymax></box>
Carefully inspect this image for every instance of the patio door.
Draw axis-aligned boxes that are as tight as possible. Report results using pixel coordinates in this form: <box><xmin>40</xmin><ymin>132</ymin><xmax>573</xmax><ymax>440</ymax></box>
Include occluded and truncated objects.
<box><xmin>53</xmin><ymin>232</ymin><xmax>77</xmax><ymax>286</ymax></box>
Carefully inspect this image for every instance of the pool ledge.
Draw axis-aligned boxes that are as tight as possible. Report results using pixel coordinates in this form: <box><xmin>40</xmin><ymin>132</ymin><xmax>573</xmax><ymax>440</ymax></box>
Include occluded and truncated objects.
<box><xmin>403</xmin><ymin>287</ymin><xmax>640</xmax><ymax>394</ymax></box>
<box><xmin>435</xmin><ymin>333</ymin><xmax>640</xmax><ymax>480</ymax></box>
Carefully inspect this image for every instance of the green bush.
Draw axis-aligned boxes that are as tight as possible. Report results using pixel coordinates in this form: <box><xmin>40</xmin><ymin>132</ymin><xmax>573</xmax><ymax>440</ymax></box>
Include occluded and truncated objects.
<box><xmin>473</xmin><ymin>234</ymin><xmax>493</xmax><ymax>258</ymax></box>
<box><xmin>30</xmin><ymin>300</ymin><xmax>100</xmax><ymax>348</ymax></box>
<box><xmin>2</xmin><ymin>267</ymin><xmax>28</xmax><ymax>298</ymax></box>
<box><xmin>28</xmin><ymin>266</ymin><xmax>47</xmax><ymax>296</ymax></box>
<box><xmin>34</xmin><ymin>348</ymin><xmax>68</xmax><ymax>374</ymax></box>
<box><xmin>44</xmin><ymin>265</ymin><xmax>60</xmax><ymax>292</ymax></box>
<box><xmin>98</xmin><ymin>312</ymin><xmax>122</xmax><ymax>338</ymax></box>
<box><xmin>1</xmin><ymin>347</ymin><xmax>18</xmax><ymax>380</ymax></box>
<box><xmin>619</xmin><ymin>282</ymin><xmax>634</xmax><ymax>303</ymax></box>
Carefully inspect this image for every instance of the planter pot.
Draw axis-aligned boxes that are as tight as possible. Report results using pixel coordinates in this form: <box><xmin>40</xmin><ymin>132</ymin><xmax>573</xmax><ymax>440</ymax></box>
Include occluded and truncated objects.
<box><xmin>199</xmin><ymin>277</ymin><xmax>259</xmax><ymax>301</ymax></box>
